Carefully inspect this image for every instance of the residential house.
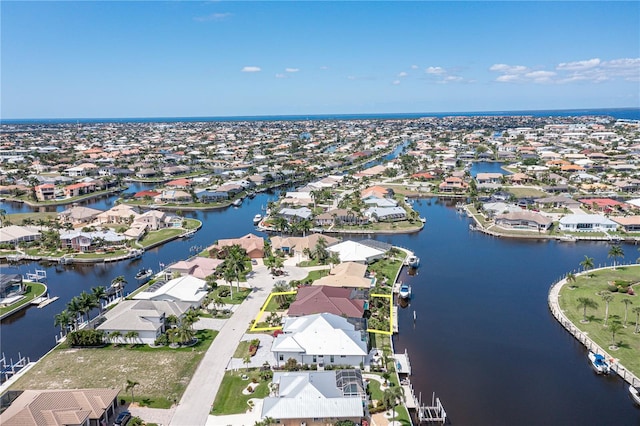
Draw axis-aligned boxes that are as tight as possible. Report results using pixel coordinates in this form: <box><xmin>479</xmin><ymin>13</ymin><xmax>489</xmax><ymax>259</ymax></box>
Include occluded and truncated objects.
<box><xmin>270</xmin><ymin>233</ymin><xmax>339</xmax><ymax>255</ymax></box>
<box><xmin>34</xmin><ymin>183</ymin><xmax>56</xmax><ymax>201</ymax></box>
<box><xmin>261</xmin><ymin>370</ymin><xmax>366</xmax><ymax>426</ymax></box>
<box><xmin>63</xmin><ymin>182</ymin><xmax>96</xmax><ymax>198</ymax></box>
<box><xmin>364</xmin><ymin>206</ymin><xmax>407</xmax><ymax>222</ymax></box>
<box><xmin>154</xmin><ymin>189</ymin><xmax>192</xmax><ymax>204</ymax></box>
<box><xmin>475</xmin><ymin>173</ymin><xmax>504</xmax><ymax>185</ymax></box>
<box><xmin>288</xmin><ymin>286</ymin><xmax>366</xmax><ymax>318</ymax></box>
<box><xmin>133</xmin><ymin>275</ymin><xmax>209</xmax><ymax>308</ymax></box>
<box><xmin>133</xmin><ymin>210</ymin><xmax>182</xmax><ymax>231</ymax></box>
<box><xmin>314</xmin><ymin>209</ymin><xmax>368</xmax><ymax>227</ymax></box>
<box><xmin>59</xmin><ymin>229</ymin><xmax>126</xmax><ymax>252</ymax></box>
<box><xmin>312</xmin><ymin>262</ymin><xmax>373</xmax><ymax>289</ymax></box>
<box><xmin>169</xmin><ymin>257</ymin><xmax>224</xmax><ymax>279</ymax></box>
<box><xmin>0</xmin><ymin>274</ymin><xmax>25</xmax><ymax>302</ymax></box>
<box><xmin>96</xmin><ymin>204</ymin><xmax>140</xmax><ymax>225</ymax></box>
<box><xmin>495</xmin><ymin>211</ymin><xmax>553</xmax><ymax>231</ymax></box>
<box><xmin>0</xmin><ymin>225</ymin><xmax>41</xmax><ymax>245</ymax></box>
<box><xmin>209</xmin><ymin>233</ymin><xmax>265</xmax><ymax>258</ymax></box>
<box><xmin>327</xmin><ymin>240</ymin><xmax>386</xmax><ymax>264</ymax></box>
<box><xmin>58</xmin><ymin>206</ymin><xmax>103</xmax><ymax>226</ymax></box>
<box><xmin>439</xmin><ymin>177</ymin><xmax>468</xmax><ymax>193</ymax></box>
<box><xmin>558</xmin><ymin>214</ymin><xmax>618</xmax><ymax>232</ymax></box>
<box><xmin>271</xmin><ymin>313</ymin><xmax>368</xmax><ymax>368</ymax></box>
<box><xmin>578</xmin><ymin>198</ymin><xmax>627</xmax><ymax>214</ymax></box>
<box><xmin>0</xmin><ymin>388</ymin><xmax>120</xmax><ymax>426</ymax></box>
<box><xmin>611</xmin><ymin>216</ymin><xmax>640</xmax><ymax>232</ymax></box>
<box><xmin>278</xmin><ymin>207</ymin><xmax>313</xmax><ymax>223</ymax></box>
<box><xmin>533</xmin><ymin>196</ymin><xmax>581</xmax><ymax>210</ymax></box>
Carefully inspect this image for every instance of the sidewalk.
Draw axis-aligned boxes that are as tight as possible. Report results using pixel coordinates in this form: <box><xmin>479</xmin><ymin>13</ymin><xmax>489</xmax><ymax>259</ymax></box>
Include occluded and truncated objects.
<box><xmin>169</xmin><ymin>262</ymin><xmax>308</xmax><ymax>425</ymax></box>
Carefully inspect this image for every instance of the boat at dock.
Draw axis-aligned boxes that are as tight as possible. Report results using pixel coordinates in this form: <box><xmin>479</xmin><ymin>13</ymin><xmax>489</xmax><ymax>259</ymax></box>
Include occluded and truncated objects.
<box><xmin>629</xmin><ymin>385</ymin><xmax>640</xmax><ymax>406</ymax></box>
<box><xmin>232</xmin><ymin>198</ymin><xmax>243</xmax><ymax>207</ymax></box>
<box><xmin>399</xmin><ymin>283</ymin><xmax>412</xmax><ymax>299</ymax></box>
<box><xmin>419</xmin><ymin>217</ymin><xmax>426</xmax><ymax>223</ymax></box>
<box><xmin>588</xmin><ymin>352</ymin><xmax>610</xmax><ymax>375</ymax></box>
<box><xmin>135</xmin><ymin>268</ymin><xmax>153</xmax><ymax>281</ymax></box>
<box><xmin>180</xmin><ymin>229</ymin><xmax>197</xmax><ymax>239</ymax></box>
<box><xmin>405</xmin><ymin>255</ymin><xmax>420</xmax><ymax>268</ymax></box>
<box><xmin>253</xmin><ymin>214</ymin><xmax>263</xmax><ymax>225</ymax></box>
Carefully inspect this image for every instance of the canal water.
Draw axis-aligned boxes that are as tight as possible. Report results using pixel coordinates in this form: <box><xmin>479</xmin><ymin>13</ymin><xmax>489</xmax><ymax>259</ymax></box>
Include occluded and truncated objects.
<box><xmin>1</xmin><ymin>177</ymin><xmax>639</xmax><ymax>424</ymax></box>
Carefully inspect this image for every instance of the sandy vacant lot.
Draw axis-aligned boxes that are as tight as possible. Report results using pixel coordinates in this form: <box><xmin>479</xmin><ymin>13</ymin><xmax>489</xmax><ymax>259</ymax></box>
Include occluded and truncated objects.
<box><xmin>10</xmin><ymin>332</ymin><xmax>215</xmax><ymax>408</ymax></box>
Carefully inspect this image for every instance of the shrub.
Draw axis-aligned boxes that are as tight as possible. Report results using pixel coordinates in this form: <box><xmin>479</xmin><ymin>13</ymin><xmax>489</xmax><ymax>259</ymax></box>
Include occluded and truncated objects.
<box><xmin>67</xmin><ymin>329</ymin><xmax>105</xmax><ymax>347</ymax></box>
<box><xmin>218</xmin><ymin>288</ymin><xmax>230</xmax><ymax>298</ymax></box>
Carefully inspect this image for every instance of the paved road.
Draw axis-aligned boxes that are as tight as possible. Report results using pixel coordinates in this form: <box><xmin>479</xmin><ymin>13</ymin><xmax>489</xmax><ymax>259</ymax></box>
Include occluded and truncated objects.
<box><xmin>170</xmin><ymin>261</ymin><xmax>308</xmax><ymax>426</ymax></box>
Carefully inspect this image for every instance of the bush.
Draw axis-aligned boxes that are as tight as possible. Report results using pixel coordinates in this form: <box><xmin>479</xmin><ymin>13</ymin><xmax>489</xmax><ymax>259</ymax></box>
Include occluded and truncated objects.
<box><xmin>218</xmin><ymin>288</ymin><xmax>230</xmax><ymax>298</ymax></box>
<box><xmin>67</xmin><ymin>329</ymin><xmax>105</xmax><ymax>347</ymax></box>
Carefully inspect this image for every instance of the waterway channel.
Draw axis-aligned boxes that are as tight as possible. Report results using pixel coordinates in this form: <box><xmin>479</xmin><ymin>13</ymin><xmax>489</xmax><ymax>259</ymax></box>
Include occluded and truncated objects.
<box><xmin>1</xmin><ymin>172</ymin><xmax>639</xmax><ymax>424</ymax></box>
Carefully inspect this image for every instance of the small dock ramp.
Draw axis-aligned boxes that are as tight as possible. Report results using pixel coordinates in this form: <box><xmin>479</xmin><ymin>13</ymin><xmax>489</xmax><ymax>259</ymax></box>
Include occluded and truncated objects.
<box><xmin>394</xmin><ymin>349</ymin><xmax>411</xmax><ymax>375</ymax></box>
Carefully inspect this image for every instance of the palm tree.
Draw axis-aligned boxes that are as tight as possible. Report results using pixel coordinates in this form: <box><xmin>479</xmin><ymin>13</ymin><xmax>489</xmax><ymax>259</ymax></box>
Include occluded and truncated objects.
<box><xmin>182</xmin><ymin>310</ymin><xmax>199</xmax><ymax>330</ymax></box>
<box><xmin>622</xmin><ymin>299</ymin><xmax>633</xmax><ymax>326</ymax></box>
<box><xmin>227</xmin><ymin>244</ymin><xmax>248</xmax><ymax>292</ymax></box>
<box><xmin>172</xmin><ymin>322</ymin><xmax>195</xmax><ymax>345</ymax></box>
<box><xmin>632</xmin><ymin>306</ymin><xmax>640</xmax><ymax>334</ymax></box>
<box><xmin>599</xmin><ymin>291</ymin><xmax>614</xmax><ymax>326</ymax></box>
<box><xmin>609</xmin><ymin>321</ymin><xmax>623</xmax><ymax>348</ymax></box>
<box><xmin>54</xmin><ymin>310</ymin><xmax>72</xmax><ymax>334</ymax></box>
<box><xmin>576</xmin><ymin>297</ymin><xmax>598</xmax><ymax>323</ymax></box>
<box><xmin>78</xmin><ymin>291</ymin><xmax>99</xmax><ymax>322</ymax></box>
<box><xmin>314</xmin><ymin>237</ymin><xmax>329</xmax><ymax>264</ymax></box>
<box><xmin>243</xmin><ymin>354</ymin><xmax>252</xmax><ymax>372</ymax></box>
<box><xmin>124</xmin><ymin>330</ymin><xmax>139</xmax><ymax>345</ymax></box>
<box><xmin>566</xmin><ymin>272</ymin><xmax>576</xmax><ymax>286</ymax></box>
<box><xmin>111</xmin><ymin>275</ymin><xmax>127</xmax><ymax>299</ymax></box>
<box><xmin>218</xmin><ymin>262</ymin><xmax>235</xmax><ymax>298</ymax></box>
<box><xmin>108</xmin><ymin>331</ymin><xmax>121</xmax><ymax>345</ymax></box>
<box><xmin>66</xmin><ymin>297</ymin><xmax>83</xmax><ymax>330</ymax></box>
<box><xmin>91</xmin><ymin>286</ymin><xmax>107</xmax><ymax>314</ymax></box>
<box><xmin>580</xmin><ymin>255</ymin><xmax>594</xmax><ymax>272</ymax></box>
<box><xmin>0</xmin><ymin>208</ymin><xmax>6</xmax><ymax>227</ymax></box>
<box><xmin>125</xmin><ymin>379</ymin><xmax>140</xmax><ymax>404</ymax></box>
<box><xmin>607</xmin><ymin>245</ymin><xmax>624</xmax><ymax>269</ymax></box>
<box><xmin>382</xmin><ymin>386</ymin><xmax>405</xmax><ymax>425</ymax></box>
<box><xmin>298</xmin><ymin>219</ymin><xmax>313</xmax><ymax>237</ymax></box>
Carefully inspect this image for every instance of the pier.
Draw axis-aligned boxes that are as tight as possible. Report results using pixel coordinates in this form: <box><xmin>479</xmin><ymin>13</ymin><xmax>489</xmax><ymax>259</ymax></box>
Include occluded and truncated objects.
<box><xmin>0</xmin><ymin>352</ymin><xmax>31</xmax><ymax>384</ymax></box>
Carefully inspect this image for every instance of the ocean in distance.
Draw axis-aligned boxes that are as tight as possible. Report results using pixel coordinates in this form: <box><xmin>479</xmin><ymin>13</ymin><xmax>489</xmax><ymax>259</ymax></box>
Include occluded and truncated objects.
<box><xmin>3</xmin><ymin>107</ymin><xmax>639</xmax><ymax>124</ymax></box>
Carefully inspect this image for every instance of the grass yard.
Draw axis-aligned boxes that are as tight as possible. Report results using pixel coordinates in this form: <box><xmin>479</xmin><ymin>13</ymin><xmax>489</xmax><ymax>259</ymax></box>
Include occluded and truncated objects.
<box><xmin>504</xmin><ymin>186</ymin><xmax>548</xmax><ymax>198</ymax></box>
<box><xmin>211</xmin><ymin>370</ymin><xmax>271</xmax><ymax>415</ymax></box>
<box><xmin>7</xmin><ymin>212</ymin><xmax>58</xmax><ymax>225</ymax></box>
<box><xmin>215</xmin><ymin>286</ymin><xmax>252</xmax><ymax>304</ymax></box>
<box><xmin>10</xmin><ymin>330</ymin><xmax>217</xmax><ymax>408</ymax></box>
<box><xmin>558</xmin><ymin>265</ymin><xmax>640</xmax><ymax>377</ymax></box>
<box><xmin>139</xmin><ymin>228</ymin><xmax>185</xmax><ymax>247</ymax></box>
<box><xmin>303</xmin><ymin>269</ymin><xmax>329</xmax><ymax>283</ymax></box>
<box><xmin>368</xmin><ymin>258</ymin><xmax>403</xmax><ymax>287</ymax></box>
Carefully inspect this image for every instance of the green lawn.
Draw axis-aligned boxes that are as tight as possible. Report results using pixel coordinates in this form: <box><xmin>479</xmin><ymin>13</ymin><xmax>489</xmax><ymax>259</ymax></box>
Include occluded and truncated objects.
<box><xmin>211</xmin><ymin>370</ymin><xmax>271</xmax><ymax>415</ymax></box>
<box><xmin>504</xmin><ymin>186</ymin><xmax>548</xmax><ymax>198</ymax></box>
<box><xmin>303</xmin><ymin>269</ymin><xmax>329</xmax><ymax>283</ymax></box>
<box><xmin>0</xmin><ymin>283</ymin><xmax>47</xmax><ymax>316</ymax></box>
<box><xmin>215</xmin><ymin>286</ymin><xmax>252</xmax><ymax>304</ymax></box>
<box><xmin>233</xmin><ymin>341</ymin><xmax>251</xmax><ymax>358</ymax></box>
<box><xmin>368</xmin><ymin>259</ymin><xmax>403</xmax><ymax>287</ymax></box>
<box><xmin>139</xmin><ymin>228</ymin><xmax>185</xmax><ymax>246</ymax></box>
<box><xmin>558</xmin><ymin>265</ymin><xmax>640</xmax><ymax>377</ymax></box>
<box><xmin>183</xmin><ymin>218</ymin><xmax>201</xmax><ymax>229</ymax></box>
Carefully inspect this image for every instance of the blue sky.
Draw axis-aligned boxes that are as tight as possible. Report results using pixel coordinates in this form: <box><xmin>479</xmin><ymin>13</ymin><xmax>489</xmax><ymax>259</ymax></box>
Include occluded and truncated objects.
<box><xmin>2</xmin><ymin>1</ymin><xmax>639</xmax><ymax>118</ymax></box>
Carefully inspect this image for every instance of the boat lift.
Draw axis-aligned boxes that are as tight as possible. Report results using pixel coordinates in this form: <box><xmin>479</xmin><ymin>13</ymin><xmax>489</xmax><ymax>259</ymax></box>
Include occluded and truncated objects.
<box><xmin>417</xmin><ymin>392</ymin><xmax>447</xmax><ymax>424</ymax></box>
<box><xmin>24</xmin><ymin>269</ymin><xmax>47</xmax><ymax>282</ymax></box>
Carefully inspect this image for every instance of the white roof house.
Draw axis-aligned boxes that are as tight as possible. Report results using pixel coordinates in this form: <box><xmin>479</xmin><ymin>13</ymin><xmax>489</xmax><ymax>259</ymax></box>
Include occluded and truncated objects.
<box><xmin>0</xmin><ymin>225</ymin><xmax>41</xmax><ymax>244</ymax></box>
<box><xmin>558</xmin><ymin>214</ymin><xmax>618</xmax><ymax>232</ymax></box>
<box><xmin>327</xmin><ymin>240</ymin><xmax>386</xmax><ymax>264</ymax></box>
<box><xmin>133</xmin><ymin>275</ymin><xmax>208</xmax><ymax>308</ymax></box>
<box><xmin>272</xmin><ymin>313</ymin><xmax>368</xmax><ymax>368</ymax></box>
<box><xmin>261</xmin><ymin>370</ymin><xmax>365</xmax><ymax>422</ymax></box>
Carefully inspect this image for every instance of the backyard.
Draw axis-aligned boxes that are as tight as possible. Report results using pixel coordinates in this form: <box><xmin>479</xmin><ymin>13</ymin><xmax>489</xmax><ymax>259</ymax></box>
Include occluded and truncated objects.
<box><xmin>558</xmin><ymin>265</ymin><xmax>640</xmax><ymax>377</ymax></box>
<box><xmin>211</xmin><ymin>370</ymin><xmax>271</xmax><ymax>415</ymax></box>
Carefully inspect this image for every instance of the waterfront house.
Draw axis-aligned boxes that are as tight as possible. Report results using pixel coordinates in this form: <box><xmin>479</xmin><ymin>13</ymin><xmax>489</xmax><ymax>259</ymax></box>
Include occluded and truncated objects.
<box><xmin>327</xmin><ymin>240</ymin><xmax>386</xmax><ymax>264</ymax></box>
<box><xmin>133</xmin><ymin>210</ymin><xmax>182</xmax><ymax>230</ymax></box>
<box><xmin>194</xmin><ymin>189</ymin><xmax>229</xmax><ymax>203</ymax></box>
<box><xmin>96</xmin><ymin>204</ymin><xmax>140</xmax><ymax>225</ymax></box>
<box><xmin>533</xmin><ymin>196</ymin><xmax>581</xmax><ymax>210</ymax></box>
<box><xmin>482</xmin><ymin>202</ymin><xmax>521</xmax><ymax>218</ymax></box>
<box><xmin>59</xmin><ymin>229</ymin><xmax>126</xmax><ymax>252</ymax></box>
<box><xmin>271</xmin><ymin>313</ymin><xmax>368</xmax><ymax>368</ymax></box>
<box><xmin>363</xmin><ymin>196</ymin><xmax>398</xmax><ymax>208</ymax></box>
<box><xmin>364</xmin><ymin>206</ymin><xmax>407</xmax><ymax>222</ymax></box>
<box><xmin>169</xmin><ymin>257</ymin><xmax>224</xmax><ymax>280</ymax></box>
<box><xmin>0</xmin><ymin>274</ymin><xmax>25</xmax><ymax>302</ymax></box>
<box><xmin>136</xmin><ymin>168</ymin><xmax>160</xmax><ymax>179</ymax></box>
<box><xmin>0</xmin><ymin>225</ymin><xmax>42</xmax><ymax>245</ymax></box>
<box><xmin>611</xmin><ymin>216</ymin><xmax>640</xmax><ymax>232</ymax></box>
<box><xmin>287</xmin><ymin>286</ymin><xmax>366</xmax><ymax>318</ymax></box>
<box><xmin>58</xmin><ymin>206</ymin><xmax>103</xmax><ymax>226</ymax></box>
<box><xmin>558</xmin><ymin>214</ymin><xmax>618</xmax><ymax>232</ymax></box>
<box><xmin>34</xmin><ymin>183</ymin><xmax>56</xmax><ymax>201</ymax></box>
<box><xmin>439</xmin><ymin>176</ymin><xmax>468</xmax><ymax>193</ymax></box>
<box><xmin>475</xmin><ymin>172</ymin><xmax>504</xmax><ymax>185</ymax></box>
<box><xmin>261</xmin><ymin>370</ymin><xmax>366</xmax><ymax>426</ymax></box>
<box><xmin>495</xmin><ymin>211</ymin><xmax>553</xmax><ymax>231</ymax></box>
<box><xmin>0</xmin><ymin>388</ymin><xmax>120</xmax><ymax>426</ymax></box>
<box><xmin>278</xmin><ymin>207</ymin><xmax>313</xmax><ymax>222</ymax></box>
<box><xmin>578</xmin><ymin>198</ymin><xmax>627</xmax><ymax>214</ymax></box>
<box><xmin>97</xmin><ymin>299</ymin><xmax>192</xmax><ymax>344</ymax></box>
<box><xmin>63</xmin><ymin>181</ymin><xmax>97</xmax><ymax>198</ymax></box>
<box><xmin>270</xmin><ymin>233</ymin><xmax>339</xmax><ymax>255</ymax></box>
<box><xmin>154</xmin><ymin>189</ymin><xmax>192</xmax><ymax>204</ymax></box>
<box><xmin>312</xmin><ymin>262</ymin><xmax>373</xmax><ymax>289</ymax></box>
<box><xmin>314</xmin><ymin>209</ymin><xmax>368</xmax><ymax>227</ymax></box>
<box><xmin>133</xmin><ymin>275</ymin><xmax>208</xmax><ymax>308</ymax></box>
<box><xmin>209</xmin><ymin>233</ymin><xmax>265</xmax><ymax>258</ymax></box>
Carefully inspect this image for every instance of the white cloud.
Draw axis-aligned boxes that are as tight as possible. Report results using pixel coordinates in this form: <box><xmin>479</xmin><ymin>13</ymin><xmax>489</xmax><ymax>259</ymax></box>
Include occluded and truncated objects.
<box><xmin>241</xmin><ymin>66</ymin><xmax>261</xmax><ymax>73</ymax></box>
<box><xmin>193</xmin><ymin>12</ymin><xmax>232</xmax><ymax>22</ymax></box>
<box><xmin>397</xmin><ymin>71</ymin><xmax>408</xmax><ymax>77</ymax></box>
<box><xmin>275</xmin><ymin>73</ymin><xmax>286</xmax><ymax>79</ymax></box>
<box><xmin>392</xmin><ymin>80</ymin><xmax>401</xmax><ymax>85</ymax></box>
<box><xmin>285</xmin><ymin>68</ymin><xmax>299</xmax><ymax>73</ymax></box>
<box><xmin>496</xmin><ymin>74</ymin><xmax>521</xmax><ymax>83</ymax></box>
<box><xmin>556</xmin><ymin>58</ymin><xmax>600</xmax><ymax>71</ymax></box>
<box><xmin>489</xmin><ymin>64</ymin><xmax>528</xmax><ymax>73</ymax></box>
<box><xmin>426</xmin><ymin>66</ymin><xmax>446</xmax><ymax>75</ymax></box>
<box><xmin>411</xmin><ymin>65</ymin><xmax>419</xmax><ymax>69</ymax></box>
<box><xmin>525</xmin><ymin>70</ymin><xmax>556</xmax><ymax>83</ymax></box>
<box><xmin>320</xmin><ymin>66</ymin><xmax>329</xmax><ymax>70</ymax></box>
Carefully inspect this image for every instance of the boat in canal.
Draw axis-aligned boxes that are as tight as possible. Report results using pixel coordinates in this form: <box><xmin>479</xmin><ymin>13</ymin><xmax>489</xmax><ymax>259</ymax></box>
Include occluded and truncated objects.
<box><xmin>232</xmin><ymin>198</ymin><xmax>243</xmax><ymax>207</ymax></box>
<box><xmin>134</xmin><ymin>268</ymin><xmax>153</xmax><ymax>281</ymax></box>
<box><xmin>253</xmin><ymin>214</ymin><xmax>263</xmax><ymax>225</ymax></box>
<box><xmin>629</xmin><ymin>385</ymin><xmax>640</xmax><ymax>406</ymax></box>
<box><xmin>405</xmin><ymin>255</ymin><xmax>420</xmax><ymax>268</ymax></box>
<box><xmin>398</xmin><ymin>283</ymin><xmax>412</xmax><ymax>299</ymax></box>
<box><xmin>588</xmin><ymin>352</ymin><xmax>610</xmax><ymax>375</ymax></box>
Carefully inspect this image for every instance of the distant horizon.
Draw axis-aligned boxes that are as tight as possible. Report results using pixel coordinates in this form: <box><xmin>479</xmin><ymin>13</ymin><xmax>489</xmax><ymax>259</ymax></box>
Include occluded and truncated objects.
<box><xmin>3</xmin><ymin>106</ymin><xmax>639</xmax><ymax>124</ymax></box>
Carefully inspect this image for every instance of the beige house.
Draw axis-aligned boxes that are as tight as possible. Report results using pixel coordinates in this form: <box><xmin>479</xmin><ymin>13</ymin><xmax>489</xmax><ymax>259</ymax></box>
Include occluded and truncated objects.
<box><xmin>0</xmin><ymin>388</ymin><xmax>120</xmax><ymax>426</ymax></box>
<box><xmin>58</xmin><ymin>206</ymin><xmax>103</xmax><ymax>225</ymax></box>
<box><xmin>270</xmin><ymin>233</ymin><xmax>339</xmax><ymax>254</ymax></box>
<box><xmin>96</xmin><ymin>204</ymin><xmax>140</xmax><ymax>225</ymax></box>
<box><xmin>313</xmin><ymin>262</ymin><xmax>373</xmax><ymax>289</ymax></box>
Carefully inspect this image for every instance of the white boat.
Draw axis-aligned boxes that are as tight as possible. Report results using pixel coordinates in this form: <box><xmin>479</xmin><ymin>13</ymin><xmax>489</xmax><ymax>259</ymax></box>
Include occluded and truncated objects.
<box><xmin>419</xmin><ymin>217</ymin><xmax>426</xmax><ymax>223</ymax></box>
<box><xmin>253</xmin><ymin>214</ymin><xmax>263</xmax><ymax>225</ymax></box>
<box><xmin>135</xmin><ymin>268</ymin><xmax>153</xmax><ymax>281</ymax></box>
<box><xmin>629</xmin><ymin>385</ymin><xmax>640</xmax><ymax>406</ymax></box>
<box><xmin>405</xmin><ymin>255</ymin><xmax>420</xmax><ymax>268</ymax></box>
<box><xmin>398</xmin><ymin>283</ymin><xmax>411</xmax><ymax>299</ymax></box>
<box><xmin>232</xmin><ymin>198</ymin><xmax>243</xmax><ymax>207</ymax></box>
<box><xmin>180</xmin><ymin>229</ymin><xmax>196</xmax><ymax>239</ymax></box>
<box><xmin>588</xmin><ymin>352</ymin><xmax>610</xmax><ymax>375</ymax></box>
